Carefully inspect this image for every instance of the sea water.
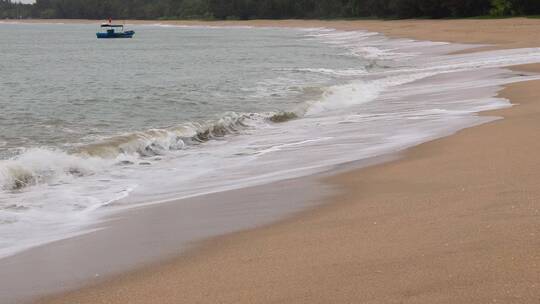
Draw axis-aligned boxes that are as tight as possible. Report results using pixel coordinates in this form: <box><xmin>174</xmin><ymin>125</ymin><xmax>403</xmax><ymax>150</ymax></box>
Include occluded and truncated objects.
<box><xmin>1</xmin><ymin>22</ymin><xmax>540</xmax><ymax>259</ymax></box>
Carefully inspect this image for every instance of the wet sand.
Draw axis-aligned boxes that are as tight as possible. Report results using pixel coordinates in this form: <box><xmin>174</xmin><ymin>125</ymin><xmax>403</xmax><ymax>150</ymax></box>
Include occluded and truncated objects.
<box><xmin>26</xmin><ymin>19</ymin><xmax>540</xmax><ymax>303</ymax></box>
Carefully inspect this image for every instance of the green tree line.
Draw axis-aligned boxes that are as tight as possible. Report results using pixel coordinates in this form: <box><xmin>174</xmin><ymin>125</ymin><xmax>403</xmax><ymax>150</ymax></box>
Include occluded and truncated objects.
<box><xmin>2</xmin><ymin>0</ymin><xmax>540</xmax><ymax>20</ymax></box>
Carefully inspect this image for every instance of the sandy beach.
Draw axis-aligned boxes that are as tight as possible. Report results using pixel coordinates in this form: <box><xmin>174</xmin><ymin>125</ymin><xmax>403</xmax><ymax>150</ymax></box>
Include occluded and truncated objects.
<box><xmin>18</xmin><ymin>18</ymin><xmax>540</xmax><ymax>303</ymax></box>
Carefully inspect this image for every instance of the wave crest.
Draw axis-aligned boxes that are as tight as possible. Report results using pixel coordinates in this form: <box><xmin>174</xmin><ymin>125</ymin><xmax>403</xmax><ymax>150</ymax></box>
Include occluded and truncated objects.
<box><xmin>0</xmin><ymin>111</ymin><xmax>289</xmax><ymax>191</ymax></box>
<box><xmin>0</xmin><ymin>148</ymin><xmax>107</xmax><ymax>191</ymax></box>
<box><xmin>269</xmin><ymin>111</ymin><xmax>298</xmax><ymax>123</ymax></box>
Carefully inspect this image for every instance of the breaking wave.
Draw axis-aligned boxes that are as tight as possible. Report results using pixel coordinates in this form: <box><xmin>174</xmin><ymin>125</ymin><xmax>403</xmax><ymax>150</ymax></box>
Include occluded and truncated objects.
<box><xmin>0</xmin><ymin>74</ymin><xmax>392</xmax><ymax>191</ymax></box>
<box><xmin>0</xmin><ymin>148</ymin><xmax>108</xmax><ymax>191</ymax></box>
<box><xmin>268</xmin><ymin>111</ymin><xmax>299</xmax><ymax>123</ymax></box>
<box><xmin>0</xmin><ymin>111</ymin><xmax>301</xmax><ymax>191</ymax></box>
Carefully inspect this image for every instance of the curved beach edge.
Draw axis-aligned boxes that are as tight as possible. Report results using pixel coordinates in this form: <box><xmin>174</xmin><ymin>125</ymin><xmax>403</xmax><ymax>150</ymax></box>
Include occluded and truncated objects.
<box><xmin>22</xmin><ymin>18</ymin><xmax>540</xmax><ymax>303</ymax></box>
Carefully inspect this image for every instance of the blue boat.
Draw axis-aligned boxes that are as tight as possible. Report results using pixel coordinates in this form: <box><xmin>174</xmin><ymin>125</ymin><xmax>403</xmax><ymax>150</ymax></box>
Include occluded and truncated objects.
<box><xmin>96</xmin><ymin>24</ymin><xmax>135</xmax><ymax>39</ymax></box>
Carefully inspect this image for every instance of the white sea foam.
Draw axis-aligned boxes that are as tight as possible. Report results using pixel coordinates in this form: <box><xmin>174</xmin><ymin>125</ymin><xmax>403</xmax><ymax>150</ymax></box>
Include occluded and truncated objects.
<box><xmin>305</xmin><ymin>80</ymin><xmax>381</xmax><ymax>115</ymax></box>
<box><xmin>0</xmin><ymin>148</ymin><xmax>107</xmax><ymax>190</ymax></box>
<box><xmin>277</xmin><ymin>67</ymin><xmax>367</xmax><ymax>76</ymax></box>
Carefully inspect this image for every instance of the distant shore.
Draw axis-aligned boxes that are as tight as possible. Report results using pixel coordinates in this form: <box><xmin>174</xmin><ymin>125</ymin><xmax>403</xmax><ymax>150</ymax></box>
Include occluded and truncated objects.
<box><xmin>5</xmin><ymin>17</ymin><xmax>540</xmax><ymax>49</ymax></box>
<box><xmin>28</xmin><ymin>18</ymin><xmax>540</xmax><ymax>303</ymax></box>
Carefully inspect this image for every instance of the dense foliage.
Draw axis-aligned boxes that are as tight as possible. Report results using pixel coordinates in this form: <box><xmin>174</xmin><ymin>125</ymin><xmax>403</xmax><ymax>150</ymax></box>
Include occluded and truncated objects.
<box><xmin>2</xmin><ymin>0</ymin><xmax>540</xmax><ymax>20</ymax></box>
<box><xmin>1</xmin><ymin>0</ymin><xmax>32</xmax><ymax>18</ymax></box>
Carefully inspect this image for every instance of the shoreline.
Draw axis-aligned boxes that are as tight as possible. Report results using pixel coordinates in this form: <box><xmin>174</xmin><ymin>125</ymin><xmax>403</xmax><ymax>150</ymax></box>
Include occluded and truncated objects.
<box><xmin>39</xmin><ymin>69</ymin><xmax>540</xmax><ymax>304</ymax></box>
<box><xmin>0</xmin><ymin>172</ymin><xmax>335</xmax><ymax>303</ymax></box>
<box><xmin>4</xmin><ymin>17</ymin><xmax>540</xmax><ymax>49</ymax></box>
<box><xmin>5</xmin><ymin>19</ymin><xmax>540</xmax><ymax>303</ymax></box>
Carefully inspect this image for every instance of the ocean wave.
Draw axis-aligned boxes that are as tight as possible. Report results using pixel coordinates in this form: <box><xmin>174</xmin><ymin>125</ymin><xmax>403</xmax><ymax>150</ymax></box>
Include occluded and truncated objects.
<box><xmin>0</xmin><ymin>111</ymin><xmax>301</xmax><ymax>191</ymax></box>
<box><xmin>0</xmin><ymin>148</ymin><xmax>109</xmax><ymax>191</ymax></box>
<box><xmin>269</xmin><ymin>111</ymin><xmax>298</xmax><ymax>123</ymax></box>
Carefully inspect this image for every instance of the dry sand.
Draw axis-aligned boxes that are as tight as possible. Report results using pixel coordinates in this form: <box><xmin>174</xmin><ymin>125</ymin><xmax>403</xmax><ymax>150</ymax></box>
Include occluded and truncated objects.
<box><xmin>38</xmin><ymin>19</ymin><xmax>540</xmax><ymax>303</ymax></box>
